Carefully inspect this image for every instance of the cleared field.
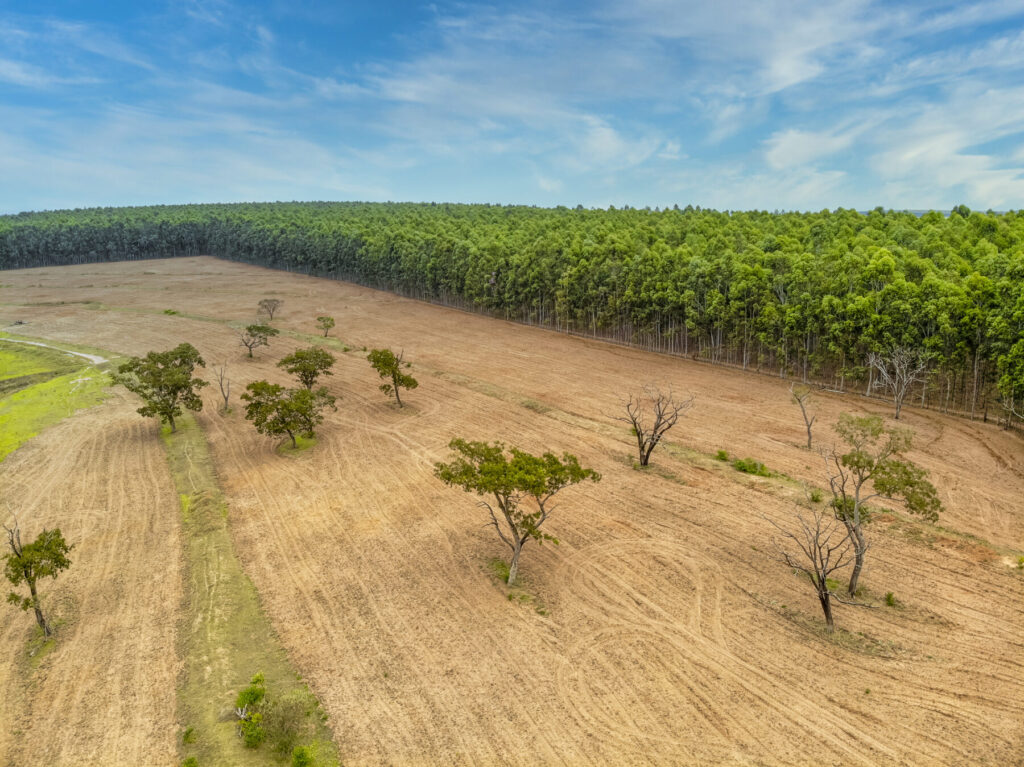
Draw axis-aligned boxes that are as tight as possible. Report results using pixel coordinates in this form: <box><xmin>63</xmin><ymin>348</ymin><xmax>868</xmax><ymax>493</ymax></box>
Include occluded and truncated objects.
<box><xmin>0</xmin><ymin>391</ymin><xmax>182</xmax><ymax>767</ymax></box>
<box><xmin>1</xmin><ymin>257</ymin><xmax>1022</xmax><ymax>765</ymax></box>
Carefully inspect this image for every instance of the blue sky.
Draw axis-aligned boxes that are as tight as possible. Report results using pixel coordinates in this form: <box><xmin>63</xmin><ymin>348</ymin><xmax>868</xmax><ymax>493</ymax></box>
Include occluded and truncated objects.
<box><xmin>2</xmin><ymin>0</ymin><xmax>1024</xmax><ymax>213</ymax></box>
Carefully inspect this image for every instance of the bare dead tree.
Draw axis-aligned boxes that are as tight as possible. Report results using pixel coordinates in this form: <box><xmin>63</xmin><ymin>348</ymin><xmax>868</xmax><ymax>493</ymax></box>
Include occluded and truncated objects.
<box><xmin>257</xmin><ymin>298</ymin><xmax>283</xmax><ymax>321</ymax></box>
<box><xmin>867</xmin><ymin>347</ymin><xmax>928</xmax><ymax>419</ymax></box>
<box><xmin>214</xmin><ymin>363</ymin><xmax>231</xmax><ymax>411</ymax></box>
<box><xmin>999</xmin><ymin>394</ymin><xmax>1022</xmax><ymax>428</ymax></box>
<box><xmin>790</xmin><ymin>383</ymin><xmax>816</xmax><ymax>449</ymax></box>
<box><xmin>615</xmin><ymin>385</ymin><xmax>694</xmax><ymax>467</ymax></box>
<box><xmin>765</xmin><ymin>500</ymin><xmax>854</xmax><ymax>633</ymax></box>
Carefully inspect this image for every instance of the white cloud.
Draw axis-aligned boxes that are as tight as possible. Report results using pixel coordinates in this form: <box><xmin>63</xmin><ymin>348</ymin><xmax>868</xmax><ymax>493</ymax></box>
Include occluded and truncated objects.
<box><xmin>0</xmin><ymin>58</ymin><xmax>98</xmax><ymax>88</ymax></box>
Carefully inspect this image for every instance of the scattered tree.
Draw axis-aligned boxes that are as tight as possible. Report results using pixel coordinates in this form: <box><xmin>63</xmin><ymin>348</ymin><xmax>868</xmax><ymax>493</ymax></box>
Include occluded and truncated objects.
<box><xmin>316</xmin><ymin>315</ymin><xmax>335</xmax><ymax>337</ymax></box>
<box><xmin>111</xmin><ymin>342</ymin><xmax>208</xmax><ymax>432</ymax></box>
<box><xmin>3</xmin><ymin>516</ymin><xmax>73</xmax><ymax>637</ymax></box>
<box><xmin>766</xmin><ymin>500</ymin><xmax>853</xmax><ymax>633</ymax></box>
<box><xmin>434</xmin><ymin>439</ymin><xmax>599</xmax><ymax>585</ymax></box>
<box><xmin>241</xmin><ymin>381</ymin><xmax>336</xmax><ymax>448</ymax></box>
<box><xmin>824</xmin><ymin>413</ymin><xmax>942</xmax><ymax>596</ymax></box>
<box><xmin>278</xmin><ymin>347</ymin><xmax>336</xmax><ymax>391</ymax></box>
<box><xmin>214</xmin><ymin>363</ymin><xmax>231</xmax><ymax>411</ymax></box>
<box><xmin>239</xmin><ymin>324</ymin><xmax>280</xmax><ymax>358</ymax></box>
<box><xmin>790</xmin><ymin>383</ymin><xmax>817</xmax><ymax>449</ymax></box>
<box><xmin>868</xmin><ymin>347</ymin><xmax>928</xmax><ymax>419</ymax></box>
<box><xmin>367</xmin><ymin>348</ymin><xmax>418</xmax><ymax>407</ymax></box>
<box><xmin>615</xmin><ymin>385</ymin><xmax>694</xmax><ymax>466</ymax></box>
<box><xmin>258</xmin><ymin>298</ymin><xmax>284</xmax><ymax>321</ymax></box>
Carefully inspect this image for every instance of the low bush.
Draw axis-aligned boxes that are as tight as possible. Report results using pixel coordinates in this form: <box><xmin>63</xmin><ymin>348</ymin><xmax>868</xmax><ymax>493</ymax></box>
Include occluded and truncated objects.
<box><xmin>714</xmin><ymin>449</ymin><xmax>729</xmax><ymax>461</ymax></box>
<box><xmin>292</xmin><ymin>745</ymin><xmax>316</xmax><ymax>767</ymax></box>
<box><xmin>732</xmin><ymin>457</ymin><xmax>770</xmax><ymax>476</ymax></box>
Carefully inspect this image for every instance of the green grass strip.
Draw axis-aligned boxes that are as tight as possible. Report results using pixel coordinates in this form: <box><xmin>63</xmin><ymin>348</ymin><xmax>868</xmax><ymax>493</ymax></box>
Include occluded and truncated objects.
<box><xmin>0</xmin><ymin>365</ymin><xmax>108</xmax><ymax>462</ymax></box>
<box><xmin>162</xmin><ymin>415</ymin><xmax>340</xmax><ymax>767</ymax></box>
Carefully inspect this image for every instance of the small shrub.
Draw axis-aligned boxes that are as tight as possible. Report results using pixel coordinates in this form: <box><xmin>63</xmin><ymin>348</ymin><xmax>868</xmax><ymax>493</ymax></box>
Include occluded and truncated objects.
<box><xmin>809</xmin><ymin>488</ymin><xmax>823</xmax><ymax>503</ymax></box>
<box><xmin>885</xmin><ymin>591</ymin><xmax>897</xmax><ymax>607</ymax></box>
<box><xmin>714</xmin><ymin>449</ymin><xmax>729</xmax><ymax>461</ymax></box>
<box><xmin>239</xmin><ymin>712</ymin><xmax>266</xmax><ymax>748</ymax></box>
<box><xmin>182</xmin><ymin>726</ymin><xmax>196</xmax><ymax>744</ymax></box>
<box><xmin>264</xmin><ymin>691</ymin><xmax>311</xmax><ymax>755</ymax></box>
<box><xmin>182</xmin><ymin>758</ymin><xmax>199</xmax><ymax>767</ymax></box>
<box><xmin>732</xmin><ymin>457</ymin><xmax>770</xmax><ymax>476</ymax></box>
<box><xmin>1016</xmin><ymin>556</ymin><xmax>1024</xmax><ymax>569</ymax></box>
<box><xmin>163</xmin><ymin>309</ymin><xmax>179</xmax><ymax>315</ymax></box>
<box><xmin>292</xmin><ymin>745</ymin><xmax>316</xmax><ymax>767</ymax></box>
<box><xmin>236</xmin><ymin>672</ymin><xmax>266</xmax><ymax>710</ymax></box>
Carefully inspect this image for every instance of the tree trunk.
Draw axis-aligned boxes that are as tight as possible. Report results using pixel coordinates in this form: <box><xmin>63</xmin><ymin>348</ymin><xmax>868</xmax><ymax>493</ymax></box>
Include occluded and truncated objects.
<box><xmin>28</xmin><ymin>579</ymin><xmax>50</xmax><ymax>637</ymax></box>
<box><xmin>847</xmin><ymin>524</ymin><xmax>866</xmax><ymax>596</ymax></box>
<box><xmin>817</xmin><ymin>589</ymin><xmax>834</xmax><ymax>633</ymax></box>
<box><xmin>287</xmin><ymin>430</ymin><xmax>297</xmax><ymax>447</ymax></box>
<box><xmin>393</xmin><ymin>373</ymin><xmax>403</xmax><ymax>407</ymax></box>
<box><xmin>167</xmin><ymin>413</ymin><xmax>176</xmax><ymax>433</ymax></box>
<box><xmin>507</xmin><ymin>542</ymin><xmax>522</xmax><ymax>586</ymax></box>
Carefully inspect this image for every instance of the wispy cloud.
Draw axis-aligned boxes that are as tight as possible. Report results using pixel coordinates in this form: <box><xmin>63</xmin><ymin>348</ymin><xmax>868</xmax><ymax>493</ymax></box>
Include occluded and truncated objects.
<box><xmin>1</xmin><ymin>0</ymin><xmax>1024</xmax><ymax>212</ymax></box>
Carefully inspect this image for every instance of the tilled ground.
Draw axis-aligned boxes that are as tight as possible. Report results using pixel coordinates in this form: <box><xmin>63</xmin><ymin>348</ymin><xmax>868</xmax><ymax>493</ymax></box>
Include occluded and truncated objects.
<box><xmin>0</xmin><ymin>257</ymin><xmax>1021</xmax><ymax>766</ymax></box>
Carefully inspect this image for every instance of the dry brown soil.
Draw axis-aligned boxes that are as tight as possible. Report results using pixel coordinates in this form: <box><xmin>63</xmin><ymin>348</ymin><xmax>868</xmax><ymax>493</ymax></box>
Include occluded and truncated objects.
<box><xmin>1</xmin><ymin>256</ymin><xmax>1022</xmax><ymax>766</ymax></box>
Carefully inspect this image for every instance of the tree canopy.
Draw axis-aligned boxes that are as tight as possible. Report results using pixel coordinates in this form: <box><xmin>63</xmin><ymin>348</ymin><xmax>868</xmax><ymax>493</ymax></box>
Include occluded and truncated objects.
<box><xmin>241</xmin><ymin>380</ymin><xmax>336</xmax><ymax>447</ymax></box>
<box><xmin>3</xmin><ymin>201</ymin><xmax>1022</xmax><ymax>423</ymax></box>
<box><xmin>367</xmin><ymin>348</ymin><xmax>418</xmax><ymax>406</ymax></box>
<box><xmin>278</xmin><ymin>347</ymin><xmax>336</xmax><ymax>390</ymax></box>
<box><xmin>111</xmin><ymin>342</ymin><xmax>207</xmax><ymax>431</ymax></box>
<box><xmin>434</xmin><ymin>439</ymin><xmax>600</xmax><ymax>584</ymax></box>
<box><xmin>4</xmin><ymin>520</ymin><xmax>73</xmax><ymax>637</ymax></box>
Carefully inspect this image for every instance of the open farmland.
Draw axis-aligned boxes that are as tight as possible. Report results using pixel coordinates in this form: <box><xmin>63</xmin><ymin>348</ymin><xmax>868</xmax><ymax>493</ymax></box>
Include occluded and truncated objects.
<box><xmin>1</xmin><ymin>256</ymin><xmax>1022</xmax><ymax>766</ymax></box>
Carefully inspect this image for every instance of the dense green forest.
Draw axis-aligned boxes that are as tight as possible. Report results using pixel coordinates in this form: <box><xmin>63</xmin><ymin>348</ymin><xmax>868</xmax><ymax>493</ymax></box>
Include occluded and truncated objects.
<box><xmin>1</xmin><ymin>202</ymin><xmax>1022</xmax><ymax>423</ymax></box>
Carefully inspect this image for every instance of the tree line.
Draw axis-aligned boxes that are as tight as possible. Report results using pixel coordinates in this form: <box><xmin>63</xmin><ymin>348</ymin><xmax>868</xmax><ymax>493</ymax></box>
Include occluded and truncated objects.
<box><xmin>1</xmin><ymin>201</ymin><xmax>1021</xmax><ymax>424</ymax></box>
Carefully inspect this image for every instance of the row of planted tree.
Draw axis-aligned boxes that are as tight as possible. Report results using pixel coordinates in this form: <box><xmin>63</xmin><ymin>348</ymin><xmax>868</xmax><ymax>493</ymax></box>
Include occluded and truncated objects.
<box><xmin>1</xmin><ymin>202</ymin><xmax>1021</xmax><ymax>424</ymax></box>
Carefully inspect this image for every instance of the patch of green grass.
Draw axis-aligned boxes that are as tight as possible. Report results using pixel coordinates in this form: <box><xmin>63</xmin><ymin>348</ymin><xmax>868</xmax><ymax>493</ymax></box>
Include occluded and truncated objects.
<box><xmin>486</xmin><ymin>557</ymin><xmax>511</xmax><ymax>584</ymax></box>
<box><xmin>714</xmin><ymin>449</ymin><xmax>729</xmax><ymax>461</ymax></box>
<box><xmin>731</xmin><ymin>457</ymin><xmax>771</xmax><ymax>476</ymax></box>
<box><xmin>163</xmin><ymin>309</ymin><xmax>180</xmax><ymax>315</ymax></box>
<box><xmin>485</xmin><ymin>557</ymin><xmax>548</xmax><ymax>616</ymax></box>
<box><xmin>0</xmin><ymin>366</ymin><xmax>108</xmax><ymax>462</ymax></box>
<box><xmin>0</xmin><ymin>341</ymin><xmax>80</xmax><ymax>381</ymax></box>
<box><xmin>885</xmin><ymin>591</ymin><xmax>898</xmax><ymax>607</ymax></box>
<box><xmin>276</xmin><ymin>435</ymin><xmax>317</xmax><ymax>455</ymax></box>
<box><xmin>162</xmin><ymin>415</ymin><xmax>339</xmax><ymax>767</ymax></box>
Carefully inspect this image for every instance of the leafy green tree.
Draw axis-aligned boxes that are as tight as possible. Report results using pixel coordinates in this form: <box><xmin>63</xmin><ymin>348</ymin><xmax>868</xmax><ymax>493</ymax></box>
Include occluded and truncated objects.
<box><xmin>315</xmin><ymin>315</ymin><xmax>335</xmax><ymax>337</ymax></box>
<box><xmin>241</xmin><ymin>381</ymin><xmax>336</xmax><ymax>447</ymax></box>
<box><xmin>3</xmin><ymin>517</ymin><xmax>73</xmax><ymax>637</ymax></box>
<box><xmin>278</xmin><ymin>347</ymin><xmax>336</xmax><ymax>390</ymax></box>
<box><xmin>239</xmin><ymin>324</ymin><xmax>280</xmax><ymax>358</ymax></box>
<box><xmin>434</xmin><ymin>439</ymin><xmax>600</xmax><ymax>585</ymax></box>
<box><xmin>367</xmin><ymin>348</ymin><xmax>418</xmax><ymax>407</ymax></box>
<box><xmin>825</xmin><ymin>413</ymin><xmax>942</xmax><ymax>595</ymax></box>
<box><xmin>111</xmin><ymin>342</ymin><xmax>207</xmax><ymax>432</ymax></box>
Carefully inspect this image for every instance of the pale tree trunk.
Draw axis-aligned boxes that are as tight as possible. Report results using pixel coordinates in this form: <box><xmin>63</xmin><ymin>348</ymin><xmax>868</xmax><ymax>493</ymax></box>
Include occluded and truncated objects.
<box><xmin>507</xmin><ymin>540</ymin><xmax>523</xmax><ymax>586</ymax></box>
<box><xmin>846</xmin><ymin>523</ymin><xmax>867</xmax><ymax>596</ymax></box>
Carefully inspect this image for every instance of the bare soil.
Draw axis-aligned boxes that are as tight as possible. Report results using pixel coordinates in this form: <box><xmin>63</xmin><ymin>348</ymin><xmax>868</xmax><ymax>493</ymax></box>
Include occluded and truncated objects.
<box><xmin>1</xmin><ymin>256</ymin><xmax>1022</xmax><ymax>766</ymax></box>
